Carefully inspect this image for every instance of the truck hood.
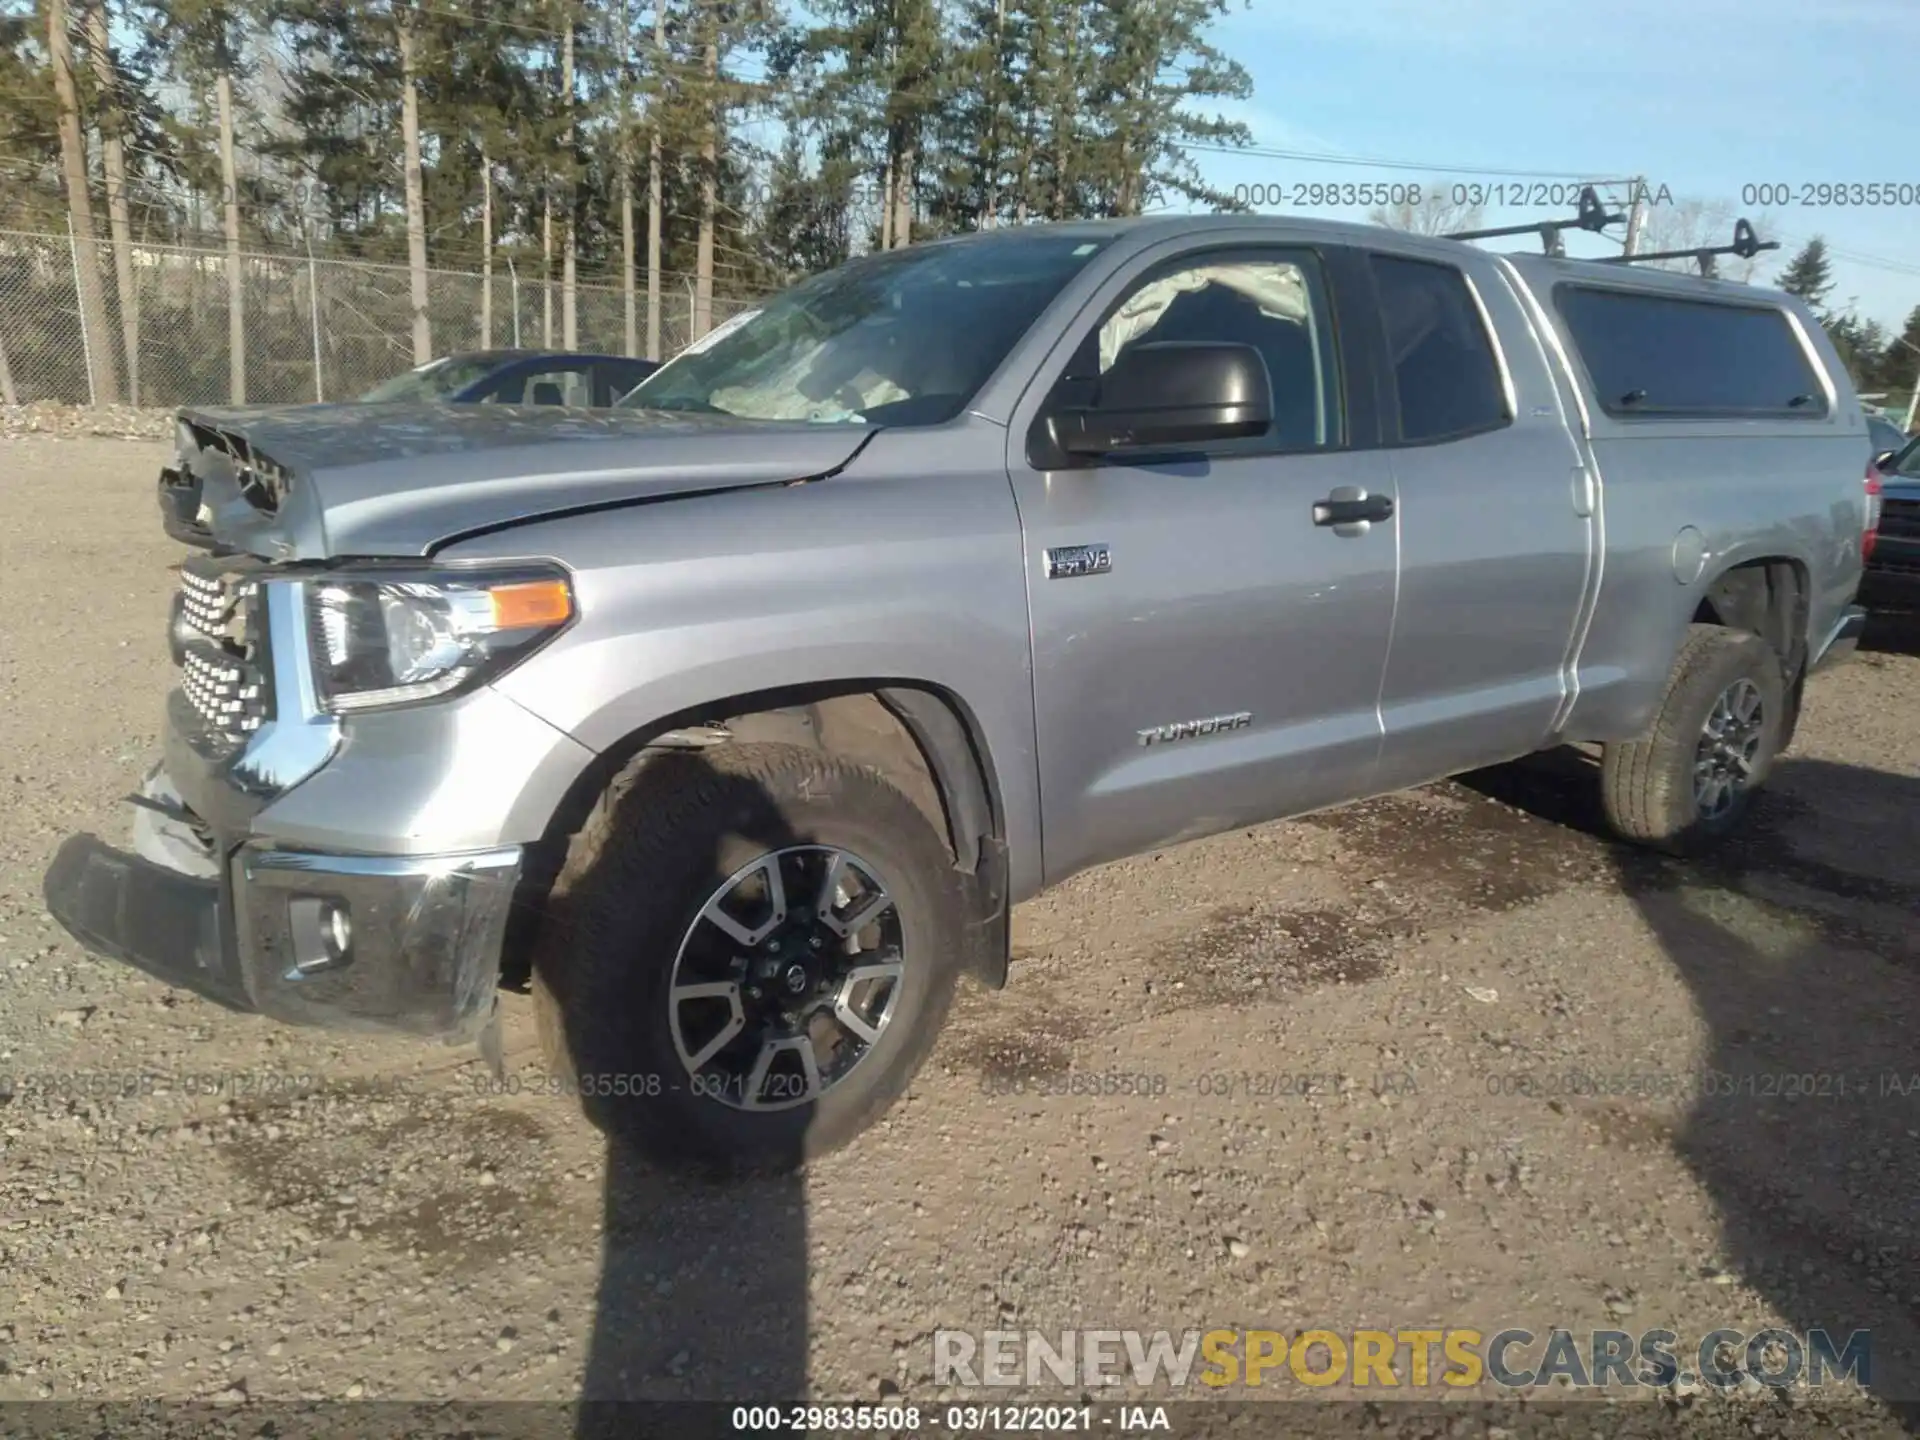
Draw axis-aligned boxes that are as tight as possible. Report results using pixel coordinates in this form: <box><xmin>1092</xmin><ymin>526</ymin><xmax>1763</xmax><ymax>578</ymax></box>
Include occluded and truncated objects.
<box><xmin>178</xmin><ymin>403</ymin><xmax>875</xmax><ymax>559</ymax></box>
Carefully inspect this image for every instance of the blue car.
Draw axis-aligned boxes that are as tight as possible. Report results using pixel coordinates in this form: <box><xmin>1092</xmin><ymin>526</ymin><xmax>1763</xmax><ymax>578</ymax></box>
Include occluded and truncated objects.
<box><xmin>357</xmin><ymin>349</ymin><xmax>659</xmax><ymax>407</ymax></box>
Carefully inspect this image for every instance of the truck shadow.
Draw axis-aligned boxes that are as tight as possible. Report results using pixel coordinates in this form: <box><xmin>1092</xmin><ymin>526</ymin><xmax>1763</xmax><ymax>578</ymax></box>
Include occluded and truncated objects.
<box><xmin>522</xmin><ymin>755</ymin><xmax>813</xmax><ymax>1437</ymax></box>
<box><xmin>1460</xmin><ymin>748</ymin><xmax>1920</xmax><ymax>1423</ymax></box>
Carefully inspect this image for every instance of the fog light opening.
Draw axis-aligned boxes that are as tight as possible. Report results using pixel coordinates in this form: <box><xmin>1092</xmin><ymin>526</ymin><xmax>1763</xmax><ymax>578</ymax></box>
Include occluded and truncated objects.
<box><xmin>322</xmin><ymin>901</ymin><xmax>352</xmax><ymax>964</ymax></box>
<box><xmin>287</xmin><ymin>896</ymin><xmax>355</xmax><ymax>977</ymax></box>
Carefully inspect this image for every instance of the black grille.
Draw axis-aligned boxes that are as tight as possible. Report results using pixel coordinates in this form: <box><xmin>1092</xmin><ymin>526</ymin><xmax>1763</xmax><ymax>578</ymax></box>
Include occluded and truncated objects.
<box><xmin>1880</xmin><ymin>497</ymin><xmax>1920</xmax><ymax>541</ymax></box>
<box><xmin>174</xmin><ymin>558</ymin><xmax>272</xmax><ymax>751</ymax></box>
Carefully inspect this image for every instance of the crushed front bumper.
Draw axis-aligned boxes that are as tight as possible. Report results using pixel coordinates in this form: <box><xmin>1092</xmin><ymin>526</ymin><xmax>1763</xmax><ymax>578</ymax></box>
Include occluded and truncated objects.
<box><xmin>43</xmin><ymin>791</ymin><xmax>521</xmax><ymax>1040</ymax></box>
<box><xmin>157</xmin><ymin>464</ymin><xmax>215</xmax><ymax>549</ymax></box>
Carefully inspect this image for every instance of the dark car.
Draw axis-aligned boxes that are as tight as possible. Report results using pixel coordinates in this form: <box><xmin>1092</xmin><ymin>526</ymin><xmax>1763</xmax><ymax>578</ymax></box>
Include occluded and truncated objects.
<box><xmin>358</xmin><ymin>349</ymin><xmax>658</xmax><ymax>407</ymax></box>
<box><xmin>1863</xmin><ymin>434</ymin><xmax>1920</xmax><ymax>611</ymax></box>
<box><xmin>1867</xmin><ymin>414</ymin><xmax>1909</xmax><ymax>461</ymax></box>
<box><xmin>159</xmin><ymin>350</ymin><xmax>660</xmax><ymax>547</ymax></box>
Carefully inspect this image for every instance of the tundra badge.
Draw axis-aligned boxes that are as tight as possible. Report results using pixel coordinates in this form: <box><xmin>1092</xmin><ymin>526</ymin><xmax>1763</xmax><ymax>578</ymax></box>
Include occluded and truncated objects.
<box><xmin>1137</xmin><ymin>711</ymin><xmax>1253</xmax><ymax>746</ymax></box>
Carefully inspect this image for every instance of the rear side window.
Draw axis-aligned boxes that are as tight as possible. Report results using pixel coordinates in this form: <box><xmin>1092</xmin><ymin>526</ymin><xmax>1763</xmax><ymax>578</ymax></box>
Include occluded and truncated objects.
<box><xmin>1370</xmin><ymin>255</ymin><xmax>1508</xmax><ymax>445</ymax></box>
<box><xmin>1555</xmin><ymin>288</ymin><xmax>1827</xmax><ymax>418</ymax></box>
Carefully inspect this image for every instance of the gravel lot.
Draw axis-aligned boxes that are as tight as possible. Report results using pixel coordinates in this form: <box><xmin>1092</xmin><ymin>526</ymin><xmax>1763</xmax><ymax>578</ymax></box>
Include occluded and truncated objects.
<box><xmin>1</xmin><ymin>437</ymin><xmax>1917</xmax><ymax>1434</ymax></box>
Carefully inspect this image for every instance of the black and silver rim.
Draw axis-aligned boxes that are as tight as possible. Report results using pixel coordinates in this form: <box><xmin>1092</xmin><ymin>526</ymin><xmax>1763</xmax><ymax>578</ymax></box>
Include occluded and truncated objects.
<box><xmin>1694</xmin><ymin>677</ymin><xmax>1765</xmax><ymax>820</ymax></box>
<box><xmin>667</xmin><ymin>845</ymin><xmax>905</xmax><ymax>1112</ymax></box>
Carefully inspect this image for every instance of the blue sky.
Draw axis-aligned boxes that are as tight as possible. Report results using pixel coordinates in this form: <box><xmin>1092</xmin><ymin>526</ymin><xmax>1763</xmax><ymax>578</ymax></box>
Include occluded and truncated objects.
<box><xmin>1179</xmin><ymin>0</ymin><xmax>1920</xmax><ymax>337</ymax></box>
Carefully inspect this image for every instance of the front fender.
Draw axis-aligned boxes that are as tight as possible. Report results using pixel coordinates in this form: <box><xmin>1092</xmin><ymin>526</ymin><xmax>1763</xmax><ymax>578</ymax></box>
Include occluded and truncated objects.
<box><xmin>441</xmin><ymin>433</ymin><xmax>1046</xmax><ymax>901</ymax></box>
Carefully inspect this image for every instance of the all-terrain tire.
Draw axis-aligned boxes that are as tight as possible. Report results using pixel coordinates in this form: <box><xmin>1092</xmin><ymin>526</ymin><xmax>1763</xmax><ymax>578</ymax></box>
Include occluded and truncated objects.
<box><xmin>530</xmin><ymin>742</ymin><xmax>965</xmax><ymax>1174</ymax></box>
<box><xmin>1600</xmin><ymin>624</ymin><xmax>1787</xmax><ymax>855</ymax></box>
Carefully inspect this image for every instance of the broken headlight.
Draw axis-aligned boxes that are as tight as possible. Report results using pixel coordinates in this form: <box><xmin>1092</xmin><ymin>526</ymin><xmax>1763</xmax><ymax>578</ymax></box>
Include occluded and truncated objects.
<box><xmin>305</xmin><ymin>565</ymin><xmax>575</xmax><ymax>713</ymax></box>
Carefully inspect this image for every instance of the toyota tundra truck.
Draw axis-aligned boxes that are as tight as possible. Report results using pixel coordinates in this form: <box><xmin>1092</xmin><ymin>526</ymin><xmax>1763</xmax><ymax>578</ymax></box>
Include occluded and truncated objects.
<box><xmin>43</xmin><ymin>214</ymin><xmax>1872</xmax><ymax>1173</ymax></box>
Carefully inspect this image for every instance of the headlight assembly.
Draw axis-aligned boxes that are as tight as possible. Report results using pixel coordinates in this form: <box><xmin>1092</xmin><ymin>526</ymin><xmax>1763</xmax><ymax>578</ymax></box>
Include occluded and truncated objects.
<box><xmin>304</xmin><ymin>565</ymin><xmax>574</xmax><ymax>713</ymax></box>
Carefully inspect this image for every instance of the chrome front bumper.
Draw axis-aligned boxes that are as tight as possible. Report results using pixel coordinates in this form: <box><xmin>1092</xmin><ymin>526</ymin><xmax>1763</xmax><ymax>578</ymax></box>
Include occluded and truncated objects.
<box><xmin>44</xmin><ymin>796</ymin><xmax>520</xmax><ymax>1040</ymax></box>
<box><xmin>43</xmin><ymin>562</ymin><xmax>585</xmax><ymax>1037</ymax></box>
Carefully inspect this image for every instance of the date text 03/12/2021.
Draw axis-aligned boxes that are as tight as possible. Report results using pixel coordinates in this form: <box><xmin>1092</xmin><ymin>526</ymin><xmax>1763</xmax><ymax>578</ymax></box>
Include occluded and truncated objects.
<box><xmin>729</xmin><ymin>1404</ymin><xmax>1171</xmax><ymax>1433</ymax></box>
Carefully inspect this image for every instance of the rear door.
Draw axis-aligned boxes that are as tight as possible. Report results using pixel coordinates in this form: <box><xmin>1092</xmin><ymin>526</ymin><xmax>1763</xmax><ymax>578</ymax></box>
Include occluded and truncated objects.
<box><xmin>1008</xmin><ymin>241</ymin><xmax>1401</xmax><ymax>885</ymax></box>
<box><xmin>1362</xmin><ymin>248</ymin><xmax>1596</xmax><ymax>790</ymax></box>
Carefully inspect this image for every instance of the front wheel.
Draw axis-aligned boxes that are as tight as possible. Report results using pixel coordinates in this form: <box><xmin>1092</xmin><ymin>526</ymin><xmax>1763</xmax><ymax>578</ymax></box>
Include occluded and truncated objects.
<box><xmin>530</xmin><ymin>742</ymin><xmax>966</xmax><ymax>1174</ymax></box>
<box><xmin>1600</xmin><ymin>624</ymin><xmax>1787</xmax><ymax>855</ymax></box>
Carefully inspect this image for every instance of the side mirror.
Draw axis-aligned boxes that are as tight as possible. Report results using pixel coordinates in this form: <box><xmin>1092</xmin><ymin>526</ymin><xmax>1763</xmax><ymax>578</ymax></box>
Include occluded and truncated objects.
<box><xmin>1873</xmin><ymin>449</ymin><xmax>1898</xmax><ymax>471</ymax></box>
<box><xmin>1053</xmin><ymin>341</ymin><xmax>1272</xmax><ymax>457</ymax></box>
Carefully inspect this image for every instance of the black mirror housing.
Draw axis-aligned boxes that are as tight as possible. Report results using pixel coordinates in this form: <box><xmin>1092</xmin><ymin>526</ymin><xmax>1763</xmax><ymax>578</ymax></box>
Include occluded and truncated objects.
<box><xmin>1055</xmin><ymin>341</ymin><xmax>1273</xmax><ymax>456</ymax></box>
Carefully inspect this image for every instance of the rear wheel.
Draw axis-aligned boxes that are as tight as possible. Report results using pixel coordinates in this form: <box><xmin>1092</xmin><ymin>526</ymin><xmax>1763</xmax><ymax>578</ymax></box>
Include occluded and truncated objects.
<box><xmin>1600</xmin><ymin>625</ymin><xmax>1787</xmax><ymax>854</ymax></box>
<box><xmin>530</xmin><ymin>742</ymin><xmax>965</xmax><ymax>1174</ymax></box>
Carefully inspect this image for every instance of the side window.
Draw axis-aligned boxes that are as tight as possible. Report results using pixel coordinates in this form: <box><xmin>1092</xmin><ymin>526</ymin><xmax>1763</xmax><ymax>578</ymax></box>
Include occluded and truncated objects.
<box><xmin>494</xmin><ymin>367</ymin><xmax>593</xmax><ymax>406</ymax></box>
<box><xmin>1555</xmin><ymin>287</ymin><xmax>1827</xmax><ymax>418</ymax></box>
<box><xmin>1370</xmin><ymin>255</ymin><xmax>1508</xmax><ymax>445</ymax></box>
<box><xmin>1084</xmin><ymin>251</ymin><xmax>1344</xmax><ymax>451</ymax></box>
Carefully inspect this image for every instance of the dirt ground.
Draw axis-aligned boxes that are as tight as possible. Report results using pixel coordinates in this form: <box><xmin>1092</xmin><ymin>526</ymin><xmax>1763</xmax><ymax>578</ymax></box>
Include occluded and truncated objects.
<box><xmin>1</xmin><ymin>437</ymin><xmax>1916</xmax><ymax>1436</ymax></box>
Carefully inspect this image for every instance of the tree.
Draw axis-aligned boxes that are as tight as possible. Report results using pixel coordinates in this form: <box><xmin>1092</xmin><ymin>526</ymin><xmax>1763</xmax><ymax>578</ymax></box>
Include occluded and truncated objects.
<box><xmin>1077</xmin><ymin>0</ymin><xmax>1253</xmax><ymax>216</ymax></box>
<box><xmin>47</xmin><ymin>0</ymin><xmax>122</xmax><ymax>402</ymax></box>
<box><xmin>1371</xmin><ymin>190</ymin><xmax>1482</xmax><ymax>238</ymax></box>
<box><xmin>1775</xmin><ymin>237</ymin><xmax>1834</xmax><ymax>315</ymax></box>
<box><xmin>1633</xmin><ymin>197</ymin><xmax>1773</xmax><ymax>284</ymax></box>
<box><xmin>1885</xmin><ymin>304</ymin><xmax>1920</xmax><ymax>417</ymax></box>
<box><xmin>1825</xmin><ymin>310</ymin><xmax>1890</xmax><ymax>393</ymax></box>
<box><xmin>83</xmin><ymin>0</ymin><xmax>141</xmax><ymax>399</ymax></box>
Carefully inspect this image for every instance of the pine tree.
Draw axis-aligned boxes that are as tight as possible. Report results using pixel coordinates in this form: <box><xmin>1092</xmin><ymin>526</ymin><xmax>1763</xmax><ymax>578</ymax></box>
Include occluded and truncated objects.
<box><xmin>1775</xmin><ymin>237</ymin><xmax>1834</xmax><ymax>316</ymax></box>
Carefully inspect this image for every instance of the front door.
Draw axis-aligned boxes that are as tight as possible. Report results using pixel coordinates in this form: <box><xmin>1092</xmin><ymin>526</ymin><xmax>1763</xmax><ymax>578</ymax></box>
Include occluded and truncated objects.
<box><xmin>1007</xmin><ymin>243</ymin><xmax>1401</xmax><ymax>886</ymax></box>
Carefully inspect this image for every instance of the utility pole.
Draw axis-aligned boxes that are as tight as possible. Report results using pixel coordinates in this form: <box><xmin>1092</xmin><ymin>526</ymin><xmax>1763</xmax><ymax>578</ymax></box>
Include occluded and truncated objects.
<box><xmin>1622</xmin><ymin>175</ymin><xmax>1648</xmax><ymax>257</ymax></box>
<box><xmin>1896</xmin><ymin>335</ymin><xmax>1920</xmax><ymax>434</ymax></box>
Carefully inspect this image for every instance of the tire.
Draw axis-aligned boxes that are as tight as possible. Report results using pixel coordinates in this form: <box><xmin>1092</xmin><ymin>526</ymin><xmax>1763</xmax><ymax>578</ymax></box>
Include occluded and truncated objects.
<box><xmin>530</xmin><ymin>742</ymin><xmax>965</xmax><ymax>1175</ymax></box>
<box><xmin>1600</xmin><ymin>624</ymin><xmax>1787</xmax><ymax>855</ymax></box>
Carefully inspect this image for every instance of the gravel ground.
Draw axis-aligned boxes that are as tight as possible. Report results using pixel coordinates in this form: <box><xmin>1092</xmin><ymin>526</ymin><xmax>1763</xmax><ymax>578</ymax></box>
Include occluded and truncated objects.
<box><xmin>1</xmin><ymin>437</ymin><xmax>1917</xmax><ymax>1436</ymax></box>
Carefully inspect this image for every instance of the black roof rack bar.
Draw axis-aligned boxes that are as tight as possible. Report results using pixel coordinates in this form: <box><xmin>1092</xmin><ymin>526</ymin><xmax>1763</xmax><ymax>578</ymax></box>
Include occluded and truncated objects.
<box><xmin>1443</xmin><ymin>185</ymin><xmax>1624</xmax><ymax>258</ymax></box>
<box><xmin>1595</xmin><ymin>218</ymin><xmax>1780</xmax><ymax>278</ymax></box>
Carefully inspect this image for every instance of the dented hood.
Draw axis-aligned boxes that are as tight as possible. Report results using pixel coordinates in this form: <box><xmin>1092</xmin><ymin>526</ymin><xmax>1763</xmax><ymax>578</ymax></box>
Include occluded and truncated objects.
<box><xmin>178</xmin><ymin>402</ymin><xmax>874</xmax><ymax>559</ymax></box>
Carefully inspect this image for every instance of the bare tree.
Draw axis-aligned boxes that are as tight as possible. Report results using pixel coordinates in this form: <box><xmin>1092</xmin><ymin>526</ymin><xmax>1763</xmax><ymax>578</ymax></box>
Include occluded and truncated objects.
<box><xmin>646</xmin><ymin>0</ymin><xmax>665</xmax><ymax>360</ymax></box>
<box><xmin>398</xmin><ymin>9</ymin><xmax>431</xmax><ymax>362</ymax></box>
<box><xmin>215</xmin><ymin>64</ymin><xmax>246</xmax><ymax>399</ymax></box>
<box><xmin>480</xmin><ymin>139</ymin><xmax>493</xmax><ymax>347</ymax></box>
<box><xmin>0</xmin><ymin>323</ymin><xmax>17</xmax><ymax>406</ymax></box>
<box><xmin>48</xmin><ymin>0</ymin><xmax>122</xmax><ymax>403</ymax></box>
<box><xmin>561</xmin><ymin>9</ymin><xmax>577</xmax><ymax>350</ymax></box>
<box><xmin>1636</xmin><ymin>198</ymin><xmax>1775</xmax><ymax>283</ymax></box>
<box><xmin>1370</xmin><ymin>189</ymin><xmax>1484</xmax><ymax>238</ymax></box>
<box><xmin>84</xmin><ymin>0</ymin><xmax>139</xmax><ymax>402</ymax></box>
<box><xmin>693</xmin><ymin>9</ymin><xmax>716</xmax><ymax>338</ymax></box>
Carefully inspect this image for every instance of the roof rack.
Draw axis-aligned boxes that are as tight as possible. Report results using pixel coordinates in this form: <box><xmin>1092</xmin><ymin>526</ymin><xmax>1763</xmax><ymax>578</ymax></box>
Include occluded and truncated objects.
<box><xmin>1444</xmin><ymin>184</ymin><xmax>1624</xmax><ymax>258</ymax></box>
<box><xmin>1594</xmin><ymin>217</ymin><xmax>1780</xmax><ymax>278</ymax></box>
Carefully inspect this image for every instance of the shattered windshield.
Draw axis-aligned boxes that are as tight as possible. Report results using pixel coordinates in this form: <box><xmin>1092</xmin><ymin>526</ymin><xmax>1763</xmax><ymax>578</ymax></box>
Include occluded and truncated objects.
<box><xmin>618</xmin><ymin>233</ymin><xmax>1111</xmax><ymax>426</ymax></box>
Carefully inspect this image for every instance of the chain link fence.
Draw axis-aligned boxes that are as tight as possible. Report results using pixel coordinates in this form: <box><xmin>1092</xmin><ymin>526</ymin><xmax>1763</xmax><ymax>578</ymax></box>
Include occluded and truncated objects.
<box><xmin>0</xmin><ymin>228</ymin><xmax>762</xmax><ymax>409</ymax></box>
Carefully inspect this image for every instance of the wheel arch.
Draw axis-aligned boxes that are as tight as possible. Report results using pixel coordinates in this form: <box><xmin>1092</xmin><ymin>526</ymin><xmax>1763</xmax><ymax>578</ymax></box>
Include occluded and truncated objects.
<box><xmin>505</xmin><ymin>678</ymin><xmax>1013</xmax><ymax>991</ymax></box>
<box><xmin>1690</xmin><ymin>554</ymin><xmax>1811</xmax><ymax>749</ymax></box>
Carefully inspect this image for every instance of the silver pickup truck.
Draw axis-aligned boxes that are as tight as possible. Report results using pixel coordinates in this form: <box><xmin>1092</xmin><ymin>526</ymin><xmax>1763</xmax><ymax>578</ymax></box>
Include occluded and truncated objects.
<box><xmin>44</xmin><ymin>214</ymin><xmax>1871</xmax><ymax>1174</ymax></box>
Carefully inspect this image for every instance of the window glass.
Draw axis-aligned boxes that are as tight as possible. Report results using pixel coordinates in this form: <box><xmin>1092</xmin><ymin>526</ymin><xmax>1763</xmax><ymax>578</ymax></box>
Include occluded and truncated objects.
<box><xmin>358</xmin><ymin>355</ymin><xmax>500</xmax><ymax>403</ymax></box>
<box><xmin>620</xmin><ymin>232</ymin><xmax>1110</xmax><ymax>426</ymax></box>
<box><xmin>1370</xmin><ymin>255</ymin><xmax>1508</xmax><ymax>444</ymax></box>
<box><xmin>501</xmin><ymin>368</ymin><xmax>593</xmax><ymax>406</ymax></box>
<box><xmin>1556</xmin><ymin>287</ymin><xmax>1827</xmax><ymax>418</ymax></box>
<box><xmin>1091</xmin><ymin>254</ymin><xmax>1342</xmax><ymax>450</ymax></box>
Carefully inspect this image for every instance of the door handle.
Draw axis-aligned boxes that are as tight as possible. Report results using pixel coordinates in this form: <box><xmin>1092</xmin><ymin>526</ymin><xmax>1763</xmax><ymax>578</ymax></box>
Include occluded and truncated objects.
<box><xmin>1312</xmin><ymin>491</ymin><xmax>1394</xmax><ymax>528</ymax></box>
